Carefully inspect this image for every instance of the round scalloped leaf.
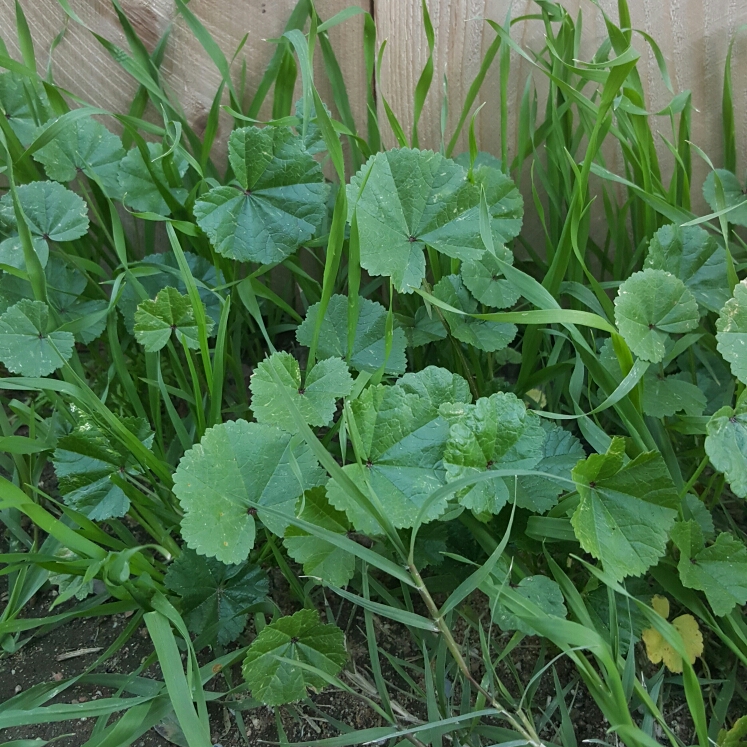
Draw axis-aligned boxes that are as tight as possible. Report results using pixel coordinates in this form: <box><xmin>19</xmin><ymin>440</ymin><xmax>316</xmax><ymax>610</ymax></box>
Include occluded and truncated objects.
<box><xmin>441</xmin><ymin>392</ymin><xmax>545</xmax><ymax>516</ymax></box>
<box><xmin>433</xmin><ymin>274</ymin><xmax>516</xmax><ymax>352</ymax></box>
<box><xmin>642</xmin><ymin>371</ymin><xmax>707</xmax><ymax>418</ymax></box>
<box><xmin>571</xmin><ymin>438</ymin><xmax>679</xmax><ymax>581</ymax></box>
<box><xmin>173</xmin><ymin>420</ymin><xmax>324</xmax><ymax>564</ymax></box>
<box><xmin>0</xmin><ymin>181</ymin><xmax>89</xmax><ymax>244</ymax></box>
<box><xmin>614</xmin><ymin>269</ymin><xmax>699</xmax><ymax>363</ymax></box>
<box><xmin>673</xmin><ymin>528</ymin><xmax>747</xmax><ymax>617</ymax></box>
<box><xmin>194</xmin><ymin>126</ymin><xmax>329</xmax><ymax>265</ymax></box>
<box><xmin>0</xmin><ymin>72</ymin><xmax>53</xmax><ymax>144</ymax></box>
<box><xmin>716</xmin><ymin>281</ymin><xmax>747</xmax><ymax>384</ymax></box>
<box><xmin>645</xmin><ymin>223</ymin><xmax>729</xmax><ymax>313</ymax></box>
<box><xmin>0</xmin><ymin>299</ymin><xmax>74</xmax><ymax>376</ymax></box>
<box><xmin>0</xmin><ymin>235</ymin><xmax>49</xmax><ymax>271</ymax></box>
<box><xmin>487</xmin><ymin>575</ymin><xmax>567</xmax><ymax>635</ymax></box>
<box><xmin>703</xmin><ymin>169</ymin><xmax>747</xmax><ymax>227</ymax></box>
<box><xmin>641</xmin><ymin>594</ymin><xmax>703</xmax><ymax>673</ymax></box>
<box><xmin>249</xmin><ymin>352</ymin><xmax>353</xmax><ymax>433</ymax></box>
<box><xmin>327</xmin><ymin>367</ymin><xmax>471</xmax><ymax>534</ymax></box>
<box><xmin>134</xmin><ymin>286</ymin><xmax>210</xmax><ymax>352</ymax></box>
<box><xmin>283</xmin><ymin>487</ymin><xmax>354</xmax><ymax>587</ymax></box>
<box><xmin>705</xmin><ymin>403</ymin><xmax>747</xmax><ymax>498</ymax></box>
<box><xmin>242</xmin><ymin>608</ymin><xmax>346</xmax><ymax>706</ymax></box>
<box><xmin>33</xmin><ymin>116</ymin><xmax>125</xmax><ymax>198</ymax></box>
<box><xmin>347</xmin><ymin>148</ymin><xmax>522</xmax><ymax>293</ymax></box>
<box><xmin>164</xmin><ymin>548</ymin><xmax>268</xmax><ymax>646</ymax></box>
<box><xmin>461</xmin><ymin>244</ymin><xmax>520</xmax><ymax>309</ymax></box>
<box><xmin>508</xmin><ymin>421</ymin><xmax>584</xmax><ymax>514</ymax></box>
<box><xmin>118</xmin><ymin>142</ymin><xmax>188</xmax><ymax>215</ymax></box>
<box><xmin>295</xmin><ymin>294</ymin><xmax>407</xmax><ymax>375</ymax></box>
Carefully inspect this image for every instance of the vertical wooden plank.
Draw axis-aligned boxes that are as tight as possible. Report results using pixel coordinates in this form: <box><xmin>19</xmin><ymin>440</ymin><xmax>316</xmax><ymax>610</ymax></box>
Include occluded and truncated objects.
<box><xmin>0</xmin><ymin>0</ymin><xmax>370</xmax><ymax>161</ymax></box>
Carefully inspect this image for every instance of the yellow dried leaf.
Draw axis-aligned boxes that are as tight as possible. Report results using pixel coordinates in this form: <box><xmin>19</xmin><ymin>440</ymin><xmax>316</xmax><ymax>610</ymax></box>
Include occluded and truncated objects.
<box><xmin>642</xmin><ymin>595</ymin><xmax>703</xmax><ymax>673</ymax></box>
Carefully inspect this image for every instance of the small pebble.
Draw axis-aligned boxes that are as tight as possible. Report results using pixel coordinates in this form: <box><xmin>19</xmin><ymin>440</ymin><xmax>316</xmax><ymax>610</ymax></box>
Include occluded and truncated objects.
<box><xmin>10</xmin><ymin>669</ymin><xmax>15</xmax><ymax>675</ymax></box>
<box><xmin>14</xmin><ymin>685</ymin><xmax>22</xmax><ymax>693</ymax></box>
<box><xmin>52</xmin><ymin>672</ymin><xmax>63</xmax><ymax>682</ymax></box>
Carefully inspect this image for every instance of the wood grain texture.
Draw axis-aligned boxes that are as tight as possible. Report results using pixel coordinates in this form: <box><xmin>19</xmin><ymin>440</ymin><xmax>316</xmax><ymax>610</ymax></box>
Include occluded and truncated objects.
<box><xmin>0</xmin><ymin>0</ymin><xmax>370</xmax><ymax>158</ymax></box>
<box><xmin>374</xmin><ymin>0</ymin><xmax>747</xmax><ymax>208</ymax></box>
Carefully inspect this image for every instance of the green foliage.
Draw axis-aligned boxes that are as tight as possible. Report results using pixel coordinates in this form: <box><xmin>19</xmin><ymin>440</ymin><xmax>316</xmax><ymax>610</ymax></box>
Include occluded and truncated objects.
<box><xmin>242</xmin><ymin>608</ymin><xmax>346</xmax><ymax>705</ymax></box>
<box><xmin>716</xmin><ymin>282</ymin><xmax>747</xmax><ymax>384</ymax></box>
<box><xmin>164</xmin><ymin>547</ymin><xmax>268</xmax><ymax>645</ymax></box>
<box><xmin>705</xmin><ymin>402</ymin><xmax>747</xmax><ymax>498</ymax></box>
<box><xmin>194</xmin><ymin>126</ymin><xmax>329</xmax><ymax>264</ymax></box>
<box><xmin>118</xmin><ymin>142</ymin><xmax>188</xmax><ymax>215</ymax></box>
<box><xmin>134</xmin><ymin>286</ymin><xmax>211</xmax><ymax>352</ymax></box>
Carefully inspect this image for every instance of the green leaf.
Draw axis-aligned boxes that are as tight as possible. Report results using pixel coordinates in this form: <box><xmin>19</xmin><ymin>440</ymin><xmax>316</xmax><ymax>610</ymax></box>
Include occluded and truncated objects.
<box><xmin>328</xmin><ymin>367</ymin><xmax>471</xmax><ymax>533</ymax></box>
<box><xmin>614</xmin><ymin>268</ymin><xmax>699</xmax><ymax>363</ymax></box>
<box><xmin>33</xmin><ymin>116</ymin><xmax>125</xmax><ymax>198</ymax></box>
<box><xmin>242</xmin><ymin>608</ymin><xmax>347</xmax><ymax>706</ymax></box>
<box><xmin>295</xmin><ymin>98</ymin><xmax>331</xmax><ymax>156</ymax></box>
<box><xmin>0</xmin><ymin>299</ymin><xmax>74</xmax><ymax>376</ymax></box>
<box><xmin>250</xmin><ymin>352</ymin><xmax>353</xmax><ymax>432</ymax></box>
<box><xmin>508</xmin><ymin>421</ymin><xmax>584</xmax><ymax>514</ymax></box>
<box><xmin>173</xmin><ymin>420</ymin><xmax>325</xmax><ymax>564</ymax></box>
<box><xmin>53</xmin><ymin>412</ymin><xmax>153</xmax><ymax>521</ymax></box>
<box><xmin>705</xmin><ymin>403</ymin><xmax>747</xmax><ymax>498</ymax></box>
<box><xmin>461</xmin><ymin>244</ymin><xmax>520</xmax><ymax>309</ymax></box>
<box><xmin>441</xmin><ymin>392</ymin><xmax>545</xmax><ymax>515</ymax></box>
<box><xmin>347</xmin><ymin>148</ymin><xmax>522</xmax><ymax>293</ymax></box>
<box><xmin>432</xmin><ymin>274</ymin><xmax>516</xmax><ymax>352</ymax></box>
<box><xmin>0</xmin><ymin>181</ymin><xmax>90</xmax><ymax>255</ymax></box>
<box><xmin>716</xmin><ymin>281</ymin><xmax>747</xmax><ymax>385</ymax></box>
<box><xmin>134</xmin><ymin>286</ymin><xmax>211</xmax><ymax>352</ymax></box>
<box><xmin>673</xmin><ymin>526</ymin><xmax>747</xmax><ymax>617</ymax></box>
<box><xmin>118</xmin><ymin>142</ymin><xmax>188</xmax><ymax>215</ymax></box>
<box><xmin>645</xmin><ymin>223</ymin><xmax>729</xmax><ymax>313</ymax></box>
<box><xmin>642</xmin><ymin>371</ymin><xmax>706</xmax><ymax>418</ymax></box>
<box><xmin>0</xmin><ymin>234</ymin><xmax>48</xmax><ymax>271</ymax></box>
<box><xmin>703</xmin><ymin>169</ymin><xmax>747</xmax><ymax>227</ymax></box>
<box><xmin>117</xmin><ymin>251</ymin><xmax>222</xmax><ymax>334</ymax></box>
<box><xmin>164</xmin><ymin>547</ymin><xmax>268</xmax><ymax>645</ymax></box>
<box><xmin>485</xmin><ymin>574</ymin><xmax>567</xmax><ymax>634</ymax></box>
<box><xmin>284</xmin><ymin>487</ymin><xmax>354</xmax><ymax>586</ymax></box>
<box><xmin>296</xmin><ymin>294</ymin><xmax>407</xmax><ymax>375</ymax></box>
<box><xmin>406</xmin><ymin>305</ymin><xmax>447</xmax><ymax>347</ymax></box>
<box><xmin>0</xmin><ymin>71</ymin><xmax>52</xmax><ymax>144</ymax></box>
<box><xmin>570</xmin><ymin>437</ymin><xmax>680</xmax><ymax>581</ymax></box>
<box><xmin>193</xmin><ymin>126</ymin><xmax>329</xmax><ymax>264</ymax></box>
<box><xmin>717</xmin><ymin>715</ymin><xmax>747</xmax><ymax>747</ymax></box>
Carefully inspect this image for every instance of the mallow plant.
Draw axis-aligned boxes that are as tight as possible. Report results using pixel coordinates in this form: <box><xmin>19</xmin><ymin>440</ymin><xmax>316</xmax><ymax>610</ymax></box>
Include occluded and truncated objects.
<box><xmin>0</xmin><ymin>0</ymin><xmax>745</xmax><ymax>745</ymax></box>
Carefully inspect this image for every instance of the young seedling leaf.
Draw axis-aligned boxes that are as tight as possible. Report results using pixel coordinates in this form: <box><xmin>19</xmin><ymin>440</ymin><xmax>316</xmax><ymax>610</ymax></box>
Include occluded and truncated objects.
<box><xmin>134</xmin><ymin>286</ymin><xmax>211</xmax><ymax>352</ymax></box>
<box><xmin>117</xmin><ymin>251</ymin><xmax>222</xmax><ymax>334</ymax></box>
<box><xmin>441</xmin><ymin>392</ymin><xmax>545</xmax><ymax>515</ymax></box>
<box><xmin>703</xmin><ymin>169</ymin><xmax>747</xmax><ymax>227</ymax></box>
<box><xmin>705</xmin><ymin>402</ymin><xmax>747</xmax><ymax>498</ymax></box>
<box><xmin>296</xmin><ymin>294</ymin><xmax>407</xmax><ymax>374</ymax></box>
<box><xmin>347</xmin><ymin>148</ymin><xmax>522</xmax><ymax>293</ymax></box>
<box><xmin>673</xmin><ymin>525</ymin><xmax>747</xmax><ymax>617</ymax></box>
<box><xmin>614</xmin><ymin>269</ymin><xmax>699</xmax><ymax>363</ymax></box>
<box><xmin>250</xmin><ymin>352</ymin><xmax>353</xmax><ymax>433</ymax></box>
<box><xmin>645</xmin><ymin>223</ymin><xmax>729</xmax><ymax>313</ymax></box>
<box><xmin>485</xmin><ymin>574</ymin><xmax>567</xmax><ymax>634</ymax></box>
<box><xmin>432</xmin><ymin>274</ymin><xmax>516</xmax><ymax>352</ymax></box>
<box><xmin>173</xmin><ymin>420</ymin><xmax>325</xmax><ymax>564</ymax></box>
<box><xmin>328</xmin><ymin>367</ymin><xmax>472</xmax><ymax>533</ymax></box>
<box><xmin>641</xmin><ymin>594</ymin><xmax>703</xmax><ymax>673</ymax></box>
<box><xmin>53</xmin><ymin>412</ymin><xmax>153</xmax><ymax>520</ymax></box>
<box><xmin>284</xmin><ymin>487</ymin><xmax>355</xmax><ymax>587</ymax></box>
<box><xmin>242</xmin><ymin>608</ymin><xmax>347</xmax><ymax>706</ymax></box>
<box><xmin>0</xmin><ymin>71</ymin><xmax>53</xmax><ymax>144</ymax></box>
<box><xmin>118</xmin><ymin>142</ymin><xmax>188</xmax><ymax>215</ymax></box>
<box><xmin>461</xmin><ymin>244</ymin><xmax>520</xmax><ymax>309</ymax></box>
<box><xmin>34</xmin><ymin>116</ymin><xmax>125</xmax><ymax>198</ymax></box>
<box><xmin>193</xmin><ymin>126</ymin><xmax>329</xmax><ymax>264</ymax></box>
<box><xmin>571</xmin><ymin>437</ymin><xmax>679</xmax><ymax>581</ymax></box>
<box><xmin>0</xmin><ymin>299</ymin><xmax>74</xmax><ymax>376</ymax></box>
<box><xmin>508</xmin><ymin>421</ymin><xmax>584</xmax><ymax>513</ymax></box>
<box><xmin>164</xmin><ymin>547</ymin><xmax>268</xmax><ymax>645</ymax></box>
<box><xmin>716</xmin><ymin>281</ymin><xmax>747</xmax><ymax>385</ymax></box>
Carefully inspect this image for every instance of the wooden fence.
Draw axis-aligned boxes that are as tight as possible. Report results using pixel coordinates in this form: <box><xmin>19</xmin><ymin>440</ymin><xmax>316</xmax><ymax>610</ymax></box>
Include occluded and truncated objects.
<box><xmin>1</xmin><ymin>0</ymin><xmax>747</xmax><ymax>206</ymax></box>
